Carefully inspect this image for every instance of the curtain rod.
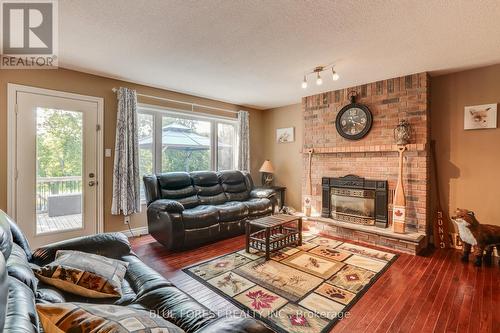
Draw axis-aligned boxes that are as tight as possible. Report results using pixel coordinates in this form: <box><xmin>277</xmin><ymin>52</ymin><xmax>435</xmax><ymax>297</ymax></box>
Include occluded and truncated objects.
<box><xmin>111</xmin><ymin>87</ymin><xmax>239</xmax><ymax>115</ymax></box>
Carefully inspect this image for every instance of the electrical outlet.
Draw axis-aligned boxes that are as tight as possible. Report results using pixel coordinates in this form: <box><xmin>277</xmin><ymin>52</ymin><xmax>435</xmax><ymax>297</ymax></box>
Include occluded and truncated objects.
<box><xmin>124</xmin><ymin>216</ymin><xmax>130</xmax><ymax>225</ymax></box>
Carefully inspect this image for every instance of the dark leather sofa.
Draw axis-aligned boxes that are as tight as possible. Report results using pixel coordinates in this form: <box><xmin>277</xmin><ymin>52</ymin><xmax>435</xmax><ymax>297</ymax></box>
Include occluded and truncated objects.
<box><xmin>0</xmin><ymin>210</ymin><xmax>272</xmax><ymax>333</ymax></box>
<box><xmin>143</xmin><ymin>170</ymin><xmax>276</xmax><ymax>250</ymax></box>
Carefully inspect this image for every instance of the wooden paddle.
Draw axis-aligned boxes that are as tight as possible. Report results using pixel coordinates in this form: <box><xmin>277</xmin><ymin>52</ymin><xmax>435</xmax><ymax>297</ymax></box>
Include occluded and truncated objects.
<box><xmin>392</xmin><ymin>145</ymin><xmax>407</xmax><ymax>233</ymax></box>
<box><xmin>431</xmin><ymin>140</ymin><xmax>450</xmax><ymax>248</ymax></box>
<box><xmin>304</xmin><ymin>149</ymin><xmax>314</xmax><ymax>217</ymax></box>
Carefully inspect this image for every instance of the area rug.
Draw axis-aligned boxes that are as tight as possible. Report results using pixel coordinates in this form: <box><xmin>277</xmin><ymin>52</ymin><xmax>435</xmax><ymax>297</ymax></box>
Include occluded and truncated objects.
<box><xmin>183</xmin><ymin>236</ymin><xmax>397</xmax><ymax>333</ymax></box>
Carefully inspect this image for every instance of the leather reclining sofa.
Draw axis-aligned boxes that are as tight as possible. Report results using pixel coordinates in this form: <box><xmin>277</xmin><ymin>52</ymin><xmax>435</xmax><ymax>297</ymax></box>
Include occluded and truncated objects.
<box><xmin>0</xmin><ymin>210</ymin><xmax>272</xmax><ymax>333</ymax></box>
<box><xmin>143</xmin><ymin>170</ymin><xmax>276</xmax><ymax>250</ymax></box>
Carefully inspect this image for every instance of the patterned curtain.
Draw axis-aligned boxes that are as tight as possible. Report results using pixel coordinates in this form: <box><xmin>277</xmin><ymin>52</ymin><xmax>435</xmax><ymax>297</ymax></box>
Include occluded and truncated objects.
<box><xmin>237</xmin><ymin>110</ymin><xmax>250</xmax><ymax>172</ymax></box>
<box><xmin>111</xmin><ymin>87</ymin><xmax>140</xmax><ymax>215</ymax></box>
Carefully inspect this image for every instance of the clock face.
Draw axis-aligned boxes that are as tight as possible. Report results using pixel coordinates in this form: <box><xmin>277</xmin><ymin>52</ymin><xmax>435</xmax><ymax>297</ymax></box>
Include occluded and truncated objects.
<box><xmin>339</xmin><ymin>107</ymin><xmax>367</xmax><ymax>136</ymax></box>
<box><xmin>335</xmin><ymin>103</ymin><xmax>372</xmax><ymax>140</ymax></box>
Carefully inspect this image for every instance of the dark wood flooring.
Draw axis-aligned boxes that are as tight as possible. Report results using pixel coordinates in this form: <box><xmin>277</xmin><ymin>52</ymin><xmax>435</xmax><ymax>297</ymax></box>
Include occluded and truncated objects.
<box><xmin>130</xmin><ymin>234</ymin><xmax>499</xmax><ymax>333</ymax></box>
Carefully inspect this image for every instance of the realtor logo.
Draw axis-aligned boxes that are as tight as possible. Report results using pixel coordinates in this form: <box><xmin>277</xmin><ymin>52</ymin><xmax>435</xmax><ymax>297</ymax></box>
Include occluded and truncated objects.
<box><xmin>1</xmin><ymin>0</ymin><xmax>58</xmax><ymax>68</ymax></box>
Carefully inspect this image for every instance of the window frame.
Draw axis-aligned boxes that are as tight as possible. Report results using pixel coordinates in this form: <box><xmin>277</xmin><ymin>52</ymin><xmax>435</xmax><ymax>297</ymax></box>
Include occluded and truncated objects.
<box><xmin>137</xmin><ymin>103</ymin><xmax>238</xmax><ymax>176</ymax></box>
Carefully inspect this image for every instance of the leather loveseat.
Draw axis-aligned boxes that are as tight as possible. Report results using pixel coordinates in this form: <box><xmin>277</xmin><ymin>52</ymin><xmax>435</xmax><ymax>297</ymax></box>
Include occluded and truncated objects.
<box><xmin>143</xmin><ymin>170</ymin><xmax>276</xmax><ymax>250</ymax></box>
<box><xmin>0</xmin><ymin>210</ymin><xmax>272</xmax><ymax>333</ymax></box>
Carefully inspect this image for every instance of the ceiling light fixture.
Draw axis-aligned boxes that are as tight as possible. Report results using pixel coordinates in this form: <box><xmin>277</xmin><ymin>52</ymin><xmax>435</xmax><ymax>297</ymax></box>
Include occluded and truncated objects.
<box><xmin>316</xmin><ymin>71</ymin><xmax>323</xmax><ymax>86</ymax></box>
<box><xmin>301</xmin><ymin>75</ymin><xmax>308</xmax><ymax>89</ymax></box>
<box><xmin>332</xmin><ymin>68</ymin><xmax>340</xmax><ymax>81</ymax></box>
<box><xmin>301</xmin><ymin>64</ymin><xmax>340</xmax><ymax>89</ymax></box>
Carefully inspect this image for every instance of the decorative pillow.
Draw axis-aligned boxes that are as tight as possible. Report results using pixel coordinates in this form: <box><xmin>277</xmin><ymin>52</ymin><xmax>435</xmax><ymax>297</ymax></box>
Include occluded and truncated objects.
<box><xmin>37</xmin><ymin>302</ymin><xmax>185</xmax><ymax>333</ymax></box>
<box><xmin>34</xmin><ymin>250</ymin><xmax>128</xmax><ymax>298</ymax></box>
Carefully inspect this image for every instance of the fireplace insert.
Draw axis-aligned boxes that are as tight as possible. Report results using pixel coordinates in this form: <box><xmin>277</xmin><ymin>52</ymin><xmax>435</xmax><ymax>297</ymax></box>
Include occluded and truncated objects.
<box><xmin>322</xmin><ymin>175</ymin><xmax>388</xmax><ymax>228</ymax></box>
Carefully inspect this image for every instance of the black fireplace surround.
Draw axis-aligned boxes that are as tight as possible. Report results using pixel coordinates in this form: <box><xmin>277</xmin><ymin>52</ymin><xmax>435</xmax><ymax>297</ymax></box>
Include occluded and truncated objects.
<box><xmin>322</xmin><ymin>175</ymin><xmax>388</xmax><ymax>228</ymax></box>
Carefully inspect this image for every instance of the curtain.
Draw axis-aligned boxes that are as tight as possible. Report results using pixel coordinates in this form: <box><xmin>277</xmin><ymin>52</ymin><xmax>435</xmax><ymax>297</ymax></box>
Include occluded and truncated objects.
<box><xmin>237</xmin><ymin>110</ymin><xmax>250</xmax><ymax>172</ymax></box>
<box><xmin>111</xmin><ymin>87</ymin><xmax>141</xmax><ymax>215</ymax></box>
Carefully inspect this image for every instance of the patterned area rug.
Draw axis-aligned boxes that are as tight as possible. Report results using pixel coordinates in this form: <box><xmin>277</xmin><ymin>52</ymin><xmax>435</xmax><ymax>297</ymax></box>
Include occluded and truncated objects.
<box><xmin>183</xmin><ymin>236</ymin><xmax>397</xmax><ymax>333</ymax></box>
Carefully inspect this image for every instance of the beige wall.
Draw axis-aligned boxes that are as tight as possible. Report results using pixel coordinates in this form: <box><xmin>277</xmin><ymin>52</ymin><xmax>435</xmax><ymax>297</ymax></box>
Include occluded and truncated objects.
<box><xmin>262</xmin><ymin>103</ymin><xmax>303</xmax><ymax>210</ymax></box>
<box><xmin>0</xmin><ymin>68</ymin><xmax>264</xmax><ymax>232</ymax></box>
<box><xmin>431</xmin><ymin>64</ymin><xmax>500</xmax><ymax>227</ymax></box>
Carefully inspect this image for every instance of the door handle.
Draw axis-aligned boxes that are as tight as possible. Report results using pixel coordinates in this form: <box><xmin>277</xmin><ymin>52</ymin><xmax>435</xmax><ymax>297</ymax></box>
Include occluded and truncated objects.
<box><xmin>88</xmin><ymin>180</ymin><xmax>96</xmax><ymax>187</ymax></box>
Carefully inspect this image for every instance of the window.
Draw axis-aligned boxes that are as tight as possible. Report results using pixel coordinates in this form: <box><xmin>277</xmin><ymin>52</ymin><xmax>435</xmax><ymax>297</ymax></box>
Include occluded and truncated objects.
<box><xmin>217</xmin><ymin>122</ymin><xmax>236</xmax><ymax>171</ymax></box>
<box><xmin>138</xmin><ymin>105</ymin><xmax>238</xmax><ymax>198</ymax></box>
<box><xmin>161</xmin><ymin>116</ymin><xmax>212</xmax><ymax>173</ymax></box>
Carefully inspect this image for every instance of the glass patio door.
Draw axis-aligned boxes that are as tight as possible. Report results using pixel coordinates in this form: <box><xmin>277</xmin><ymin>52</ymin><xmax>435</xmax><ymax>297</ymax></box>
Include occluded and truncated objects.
<box><xmin>13</xmin><ymin>90</ymin><xmax>99</xmax><ymax>248</ymax></box>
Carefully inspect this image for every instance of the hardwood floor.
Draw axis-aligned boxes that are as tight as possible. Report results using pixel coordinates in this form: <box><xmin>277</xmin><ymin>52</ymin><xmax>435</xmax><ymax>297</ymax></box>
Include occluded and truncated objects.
<box><xmin>130</xmin><ymin>234</ymin><xmax>499</xmax><ymax>333</ymax></box>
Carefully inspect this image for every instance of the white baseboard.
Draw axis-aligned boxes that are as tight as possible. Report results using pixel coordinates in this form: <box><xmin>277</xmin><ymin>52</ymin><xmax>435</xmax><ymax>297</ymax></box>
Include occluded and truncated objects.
<box><xmin>121</xmin><ymin>226</ymin><xmax>149</xmax><ymax>238</ymax></box>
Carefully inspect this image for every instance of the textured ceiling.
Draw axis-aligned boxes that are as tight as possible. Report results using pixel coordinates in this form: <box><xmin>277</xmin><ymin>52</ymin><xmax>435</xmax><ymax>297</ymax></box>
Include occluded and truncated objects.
<box><xmin>59</xmin><ymin>0</ymin><xmax>500</xmax><ymax>109</ymax></box>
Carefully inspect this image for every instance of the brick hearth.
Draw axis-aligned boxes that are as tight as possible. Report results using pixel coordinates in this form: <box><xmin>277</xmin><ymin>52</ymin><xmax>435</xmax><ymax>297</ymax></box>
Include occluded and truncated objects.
<box><xmin>302</xmin><ymin>73</ymin><xmax>430</xmax><ymax>253</ymax></box>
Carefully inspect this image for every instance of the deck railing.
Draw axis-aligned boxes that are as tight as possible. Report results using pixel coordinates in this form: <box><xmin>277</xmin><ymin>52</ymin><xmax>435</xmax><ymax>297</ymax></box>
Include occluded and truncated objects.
<box><xmin>36</xmin><ymin>176</ymin><xmax>82</xmax><ymax>213</ymax></box>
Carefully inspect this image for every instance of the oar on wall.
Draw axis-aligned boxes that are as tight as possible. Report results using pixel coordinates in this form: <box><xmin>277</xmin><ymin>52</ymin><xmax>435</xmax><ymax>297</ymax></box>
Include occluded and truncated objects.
<box><xmin>304</xmin><ymin>149</ymin><xmax>314</xmax><ymax>217</ymax></box>
<box><xmin>392</xmin><ymin>146</ymin><xmax>407</xmax><ymax>233</ymax></box>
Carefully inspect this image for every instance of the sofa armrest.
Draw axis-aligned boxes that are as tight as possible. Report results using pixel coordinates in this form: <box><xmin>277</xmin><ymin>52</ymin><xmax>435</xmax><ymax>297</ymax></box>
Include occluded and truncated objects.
<box><xmin>148</xmin><ymin>199</ymin><xmax>184</xmax><ymax>214</ymax></box>
<box><xmin>31</xmin><ymin>232</ymin><xmax>131</xmax><ymax>266</ymax></box>
<box><xmin>250</xmin><ymin>188</ymin><xmax>276</xmax><ymax>199</ymax></box>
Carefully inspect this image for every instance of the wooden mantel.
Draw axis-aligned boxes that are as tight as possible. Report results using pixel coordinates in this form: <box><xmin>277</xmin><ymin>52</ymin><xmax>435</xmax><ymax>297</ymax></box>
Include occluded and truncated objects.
<box><xmin>300</xmin><ymin>143</ymin><xmax>426</xmax><ymax>154</ymax></box>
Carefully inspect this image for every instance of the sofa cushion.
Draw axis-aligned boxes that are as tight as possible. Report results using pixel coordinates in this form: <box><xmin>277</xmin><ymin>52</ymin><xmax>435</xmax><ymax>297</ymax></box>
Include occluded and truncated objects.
<box><xmin>182</xmin><ymin>206</ymin><xmax>220</xmax><ymax>229</ymax></box>
<box><xmin>215</xmin><ymin>202</ymin><xmax>249</xmax><ymax>222</ymax></box>
<box><xmin>35</xmin><ymin>250</ymin><xmax>129</xmax><ymax>298</ymax></box>
<box><xmin>218</xmin><ymin>171</ymin><xmax>250</xmax><ymax>201</ymax></box>
<box><xmin>243</xmin><ymin>198</ymin><xmax>273</xmax><ymax>217</ymax></box>
<box><xmin>158</xmin><ymin>172</ymin><xmax>199</xmax><ymax>208</ymax></box>
<box><xmin>37</xmin><ymin>302</ymin><xmax>185</xmax><ymax>333</ymax></box>
<box><xmin>191</xmin><ymin>171</ymin><xmax>227</xmax><ymax>205</ymax></box>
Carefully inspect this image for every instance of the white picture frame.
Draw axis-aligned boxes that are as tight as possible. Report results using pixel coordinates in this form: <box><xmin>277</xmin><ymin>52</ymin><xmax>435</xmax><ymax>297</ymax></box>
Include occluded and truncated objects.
<box><xmin>464</xmin><ymin>103</ymin><xmax>497</xmax><ymax>130</ymax></box>
<box><xmin>276</xmin><ymin>127</ymin><xmax>295</xmax><ymax>143</ymax></box>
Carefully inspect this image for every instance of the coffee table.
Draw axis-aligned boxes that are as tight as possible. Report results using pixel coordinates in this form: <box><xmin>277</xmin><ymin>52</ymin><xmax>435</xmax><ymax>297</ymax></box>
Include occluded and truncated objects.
<box><xmin>245</xmin><ymin>214</ymin><xmax>302</xmax><ymax>260</ymax></box>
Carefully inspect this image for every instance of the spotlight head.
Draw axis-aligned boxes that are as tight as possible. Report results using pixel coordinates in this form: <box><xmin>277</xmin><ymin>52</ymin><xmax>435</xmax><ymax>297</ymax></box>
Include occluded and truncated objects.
<box><xmin>332</xmin><ymin>68</ymin><xmax>339</xmax><ymax>81</ymax></box>
<box><xmin>316</xmin><ymin>72</ymin><xmax>323</xmax><ymax>86</ymax></box>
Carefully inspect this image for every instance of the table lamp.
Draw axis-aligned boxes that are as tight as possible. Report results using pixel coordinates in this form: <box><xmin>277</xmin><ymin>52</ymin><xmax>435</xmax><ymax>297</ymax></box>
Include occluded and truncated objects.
<box><xmin>259</xmin><ymin>160</ymin><xmax>275</xmax><ymax>187</ymax></box>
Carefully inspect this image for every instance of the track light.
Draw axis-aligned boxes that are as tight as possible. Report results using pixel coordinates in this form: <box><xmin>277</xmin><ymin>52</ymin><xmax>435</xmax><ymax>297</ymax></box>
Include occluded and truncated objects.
<box><xmin>301</xmin><ymin>76</ymin><xmax>307</xmax><ymax>89</ymax></box>
<box><xmin>316</xmin><ymin>72</ymin><xmax>323</xmax><ymax>86</ymax></box>
<box><xmin>301</xmin><ymin>64</ymin><xmax>339</xmax><ymax>89</ymax></box>
<box><xmin>332</xmin><ymin>68</ymin><xmax>339</xmax><ymax>81</ymax></box>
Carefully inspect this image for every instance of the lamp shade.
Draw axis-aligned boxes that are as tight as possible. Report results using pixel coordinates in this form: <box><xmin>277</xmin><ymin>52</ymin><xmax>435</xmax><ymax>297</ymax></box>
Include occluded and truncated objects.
<box><xmin>259</xmin><ymin>160</ymin><xmax>275</xmax><ymax>173</ymax></box>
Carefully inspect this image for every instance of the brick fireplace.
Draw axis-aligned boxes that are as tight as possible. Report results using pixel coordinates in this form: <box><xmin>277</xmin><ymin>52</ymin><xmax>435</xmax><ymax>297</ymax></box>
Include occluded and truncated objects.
<box><xmin>301</xmin><ymin>73</ymin><xmax>430</xmax><ymax>254</ymax></box>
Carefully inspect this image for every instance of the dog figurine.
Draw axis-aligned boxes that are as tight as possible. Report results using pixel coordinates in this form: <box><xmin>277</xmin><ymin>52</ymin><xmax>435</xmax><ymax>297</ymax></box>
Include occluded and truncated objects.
<box><xmin>451</xmin><ymin>208</ymin><xmax>500</xmax><ymax>267</ymax></box>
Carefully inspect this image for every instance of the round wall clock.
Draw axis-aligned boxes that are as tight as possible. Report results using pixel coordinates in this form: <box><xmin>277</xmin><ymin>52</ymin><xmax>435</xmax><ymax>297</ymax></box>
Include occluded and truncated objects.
<box><xmin>335</xmin><ymin>93</ymin><xmax>373</xmax><ymax>140</ymax></box>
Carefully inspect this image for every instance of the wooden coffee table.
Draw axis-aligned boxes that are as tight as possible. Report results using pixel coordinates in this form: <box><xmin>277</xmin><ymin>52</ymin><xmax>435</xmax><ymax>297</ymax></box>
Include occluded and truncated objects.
<box><xmin>245</xmin><ymin>214</ymin><xmax>302</xmax><ymax>260</ymax></box>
